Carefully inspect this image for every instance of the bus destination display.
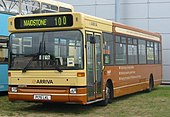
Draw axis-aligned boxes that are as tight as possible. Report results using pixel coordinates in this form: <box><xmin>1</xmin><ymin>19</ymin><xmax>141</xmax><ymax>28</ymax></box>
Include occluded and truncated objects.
<box><xmin>15</xmin><ymin>14</ymin><xmax>73</xmax><ymax>29</ymax></box>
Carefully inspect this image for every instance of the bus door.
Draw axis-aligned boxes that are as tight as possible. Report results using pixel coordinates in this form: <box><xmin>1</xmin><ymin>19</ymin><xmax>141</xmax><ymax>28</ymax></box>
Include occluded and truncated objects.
<box><xmin>86</xmin><ymin>32</ymin><xmax>103</xmax><ymax>101</ymax></box>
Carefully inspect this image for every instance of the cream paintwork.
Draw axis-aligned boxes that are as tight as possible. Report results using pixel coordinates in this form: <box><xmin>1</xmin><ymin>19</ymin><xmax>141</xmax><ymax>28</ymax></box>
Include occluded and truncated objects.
<box><xmin>8</xmin><ymin>12</ymin><xmax>112</xmax><ymax>33</ymax></box>
<box><xmin>8</xmin><ymin>70</ymin><xmax>86</xmax><ymax>86</ymax></box>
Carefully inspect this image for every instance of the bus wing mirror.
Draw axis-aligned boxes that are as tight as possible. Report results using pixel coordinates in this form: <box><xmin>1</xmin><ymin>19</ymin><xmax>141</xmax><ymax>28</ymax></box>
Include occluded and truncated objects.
<box><xmin>90</xmin><ymin>36</ymin><xmax>95</xmax><ymax>44</ymax></box>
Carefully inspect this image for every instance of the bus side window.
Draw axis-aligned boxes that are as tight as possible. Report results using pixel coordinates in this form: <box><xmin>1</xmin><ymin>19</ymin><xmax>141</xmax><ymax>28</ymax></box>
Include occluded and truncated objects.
<box><xmin>128</xmin><ymin>38</ymin><xmax>138</xmax><ymax>64</ymax></box>
<box><xmin>154</xmin><ymin>42</ymin><xmax>159</xmax><ymax>64</ymax></box>
<box><xmin>147</xmin><ymin>41</ymin><xmax>154</xmax><ymax>64</ymax></box>
<box><xmin>103</xmin><ymin>33</ymin><xmax>114</xmax><ymax>65</ymax></box>
<box><xmin>138</xmin><ymin>39</ymin><xmax>146</xmax><ymax>64</ymax></box>
<box><xmin>42</xmin><ymin>2</ymin><xmax>59</xmax><ymax>13</ymax></box>
<box><xmin>21</xmin><ymin>0</ymin><xmax>40</xmax><ymax>14</ymax></box>
<box><xmin>0</xmin><ymin>39</ymin><xmax>8</xmax><ymax>63</ymax></box>
<box><xmin>115</xmin><ymin>36</ymin><xmax>127</xmax><ymax>65</ymax></box>
<box><xmin>59</xmin><ymin>7</ymin><xmax>72</xmax><ymax>12</ymax></box>
<box><xmin>158</xmin><ymin>43</ymin><xmax>162</xmax><ymax>64</ymax></box>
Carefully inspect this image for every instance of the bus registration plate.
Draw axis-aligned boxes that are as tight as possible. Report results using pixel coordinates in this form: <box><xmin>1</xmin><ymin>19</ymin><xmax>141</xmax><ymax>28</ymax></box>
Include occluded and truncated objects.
<box><xmin>34</xmin><ymin>95</ymin><xmax>51</xmax><ymax>100</ymax></box>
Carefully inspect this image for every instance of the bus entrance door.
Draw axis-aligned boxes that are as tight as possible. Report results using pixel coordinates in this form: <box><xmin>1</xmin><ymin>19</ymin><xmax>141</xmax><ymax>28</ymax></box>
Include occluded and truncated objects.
<box><xmin>86</xmin><ymin>32</ymin><xmax>103</xmax><ymax>102</ymax></box>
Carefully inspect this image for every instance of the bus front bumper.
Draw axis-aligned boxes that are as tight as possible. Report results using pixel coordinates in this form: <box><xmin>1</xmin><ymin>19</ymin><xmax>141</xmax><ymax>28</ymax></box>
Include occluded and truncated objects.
<box><xmin>8</xmin><ymin>86</ymin><xmax>87</xmax><ymax>104</ymax></box>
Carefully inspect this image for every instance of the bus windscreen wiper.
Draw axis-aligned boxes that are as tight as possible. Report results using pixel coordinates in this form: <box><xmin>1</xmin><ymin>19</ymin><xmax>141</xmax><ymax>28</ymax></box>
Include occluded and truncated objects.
<box><xmin>54</xmin><ymin>57</ymin><xmax>63</xmax><ymax>72</ymax></box>
<box><xmin>48</xmin><ymin>55</ymin><xmax>63</xmax><ymax>73</ymax></box>
<box><xmin>55</xmin><ymin>65</ymin><xmax>63</xmax><ymax>72</ymax></box>
<box><xmin>22</xmin><ymin>53</ymin><xmax>39</xmax><ymax>73</ymax></box>
<box><xmin>22</xmin><ymin>41</ymin><xmax>43</xmax><ymax>73</ymax></box>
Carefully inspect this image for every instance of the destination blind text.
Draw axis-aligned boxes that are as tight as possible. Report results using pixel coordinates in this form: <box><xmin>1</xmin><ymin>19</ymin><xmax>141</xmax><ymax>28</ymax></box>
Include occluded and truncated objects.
<box><xmin>23</xmin><ymin>19</ymin><xmax>47</xmax><ymax>27</ymax></box>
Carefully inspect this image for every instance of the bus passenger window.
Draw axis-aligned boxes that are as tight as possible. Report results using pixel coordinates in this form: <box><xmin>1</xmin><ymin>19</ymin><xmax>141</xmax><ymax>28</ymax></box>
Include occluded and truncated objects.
<box><xmin>138</xmin><ymin>39</ymin><xmax>146</xmax><ymax>64</ymax></box>
<box><xmin>59</xmin><ymin>7</ymin><xmax>72</xmax><ymax>12</ymax></box>
<box><xmin>128</xmin><ymin>38</ymin><xmax>138</xmax><ymax>64</ymax></box>
<box><xmin>154</xmin><ymin>42</ymin><xmax>159</xmax><ymax>64</ymax></box>
<box><xmin>115</xmin><ymin>36</ymin><xmax>127</xmax><ymax>65</ymax></box>
<box><xmin>0</xmin><ymin>47</ymin><xmax>7</xmax><ymax>63</ymax></box>
<box><xmin>21</xmin><ymin>0</ymin><xmax>40</xmax><ymax>14</ymax></box>
<box><xmin>158</xmin><ymin>43</ymin><xmax>162</xmax><ymax>64</ymax></box>
<box><xmin>103</xmin><ymin>33</ymin><xmax>114</xmax><ymax>65</ymax></box>
<box><xmin>147</xmin><ymin>41</ymin><xmax>154</xmax><ymax>64</ymax></box>
<box><xmin>0</xmin><ymin>39</ymin><xmax>8</xmax><ymax>63</ymax></box>
<box><xmin>42</xmin><ymin>3</ymin><xmax>58</xmax><ymax>13</ymax></box>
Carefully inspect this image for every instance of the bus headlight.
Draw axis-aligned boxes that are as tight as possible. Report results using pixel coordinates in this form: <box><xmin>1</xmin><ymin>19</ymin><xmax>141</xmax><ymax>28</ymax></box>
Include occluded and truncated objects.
<box><xmin>11</xmin><ymin>87</ymin><xmax>18</xmax><ymax>92</ymax></box>
<box><xmin>70</xmin><ymin>88</ymin><xmax>77</xmax><ymax>94</ymax></box>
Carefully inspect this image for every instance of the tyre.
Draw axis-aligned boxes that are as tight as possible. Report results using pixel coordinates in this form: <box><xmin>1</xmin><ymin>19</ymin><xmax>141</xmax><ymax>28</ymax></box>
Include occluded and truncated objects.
<box><xmin>99</xmin><ymin>82</ymin><xmax>112</xmax><ymax>106</ymax></box>
<box><xmin>147</xmin><ymin>77</ymin><xmax>154</xmax><ymax>92</ymax></box>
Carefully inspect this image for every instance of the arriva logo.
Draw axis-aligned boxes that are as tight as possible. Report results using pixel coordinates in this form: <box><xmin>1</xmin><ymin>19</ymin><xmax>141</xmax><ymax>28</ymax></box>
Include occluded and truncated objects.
<box><xmin>36</xmin><ymin>80</ymin><xmax>53</xmax><ymax>84</ymax></box>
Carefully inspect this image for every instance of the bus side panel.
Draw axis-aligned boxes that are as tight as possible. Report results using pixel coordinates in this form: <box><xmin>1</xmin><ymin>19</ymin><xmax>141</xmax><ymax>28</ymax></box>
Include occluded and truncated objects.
<box><xmin>103</xmin><ymin>64</ymin><xmax>162</xmax><ymax>97</ymax></box>
<box><xmin>0</xmin><ymin>64</ymin><xmax>8</xmax><ymax>92</ymax></box>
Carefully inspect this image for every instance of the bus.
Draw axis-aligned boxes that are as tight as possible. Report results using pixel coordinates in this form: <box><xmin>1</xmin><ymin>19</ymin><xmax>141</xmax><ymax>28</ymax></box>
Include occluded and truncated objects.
<box><xmin>0</xmin><ymin>0</ymin><xmax>74</xmax><ymax>15</ymax></box>
<box><xmin>0</xmin><ymin>12</ymin><xmax>13</xmax><ymax>92</ymax></box>
<box><xmin>8</xmin><ymin>12</ymin><xmax>162</xmax><ymax>105</ymax></box>
<box><xmin>19</xmin><ymin>0</ymin><xmax>74</xmax><ymax>14</ymax></box>
<box><xmin>0</xmin><ymin>36</ymin><xmax>8</xmax><ymax>92</ymax></box>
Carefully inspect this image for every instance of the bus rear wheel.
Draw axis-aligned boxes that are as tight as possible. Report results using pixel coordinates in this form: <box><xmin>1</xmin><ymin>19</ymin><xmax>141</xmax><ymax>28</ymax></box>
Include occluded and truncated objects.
<box><xmin>147</xmin><ymin>76</ymin><xmax>154</xmax><ymax>92</ymax></box>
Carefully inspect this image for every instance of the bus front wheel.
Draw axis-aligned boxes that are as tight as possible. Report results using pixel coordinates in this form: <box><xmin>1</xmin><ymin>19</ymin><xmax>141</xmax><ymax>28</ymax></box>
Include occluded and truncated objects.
<box><xmin>99</xmin><ymin>82</ymin><xmax>112</xmax><ymax>106</ymax></box>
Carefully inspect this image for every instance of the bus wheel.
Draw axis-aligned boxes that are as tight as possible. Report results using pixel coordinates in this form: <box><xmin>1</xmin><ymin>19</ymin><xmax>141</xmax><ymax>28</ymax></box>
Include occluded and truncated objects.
<box><xmin>147</xmin><ymin>76</ymin><xmax>154</xmax><ymax>92</ymax></box>
<box><xmin>99</xmin><ymin>82</ymin><xmax>112</xmax><ymax>106</ymax></box>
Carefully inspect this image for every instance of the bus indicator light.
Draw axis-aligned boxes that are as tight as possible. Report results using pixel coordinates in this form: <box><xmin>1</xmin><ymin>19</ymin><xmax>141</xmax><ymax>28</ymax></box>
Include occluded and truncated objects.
<box><xmin>77</xmin><ymin>72</ymin><xmax>85</xmax><ymax>77</ymax></box>
<box><xmin>8</xmin><ymin>72</ymin><xmax>11</xmax><ymax>77</ymax></box>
